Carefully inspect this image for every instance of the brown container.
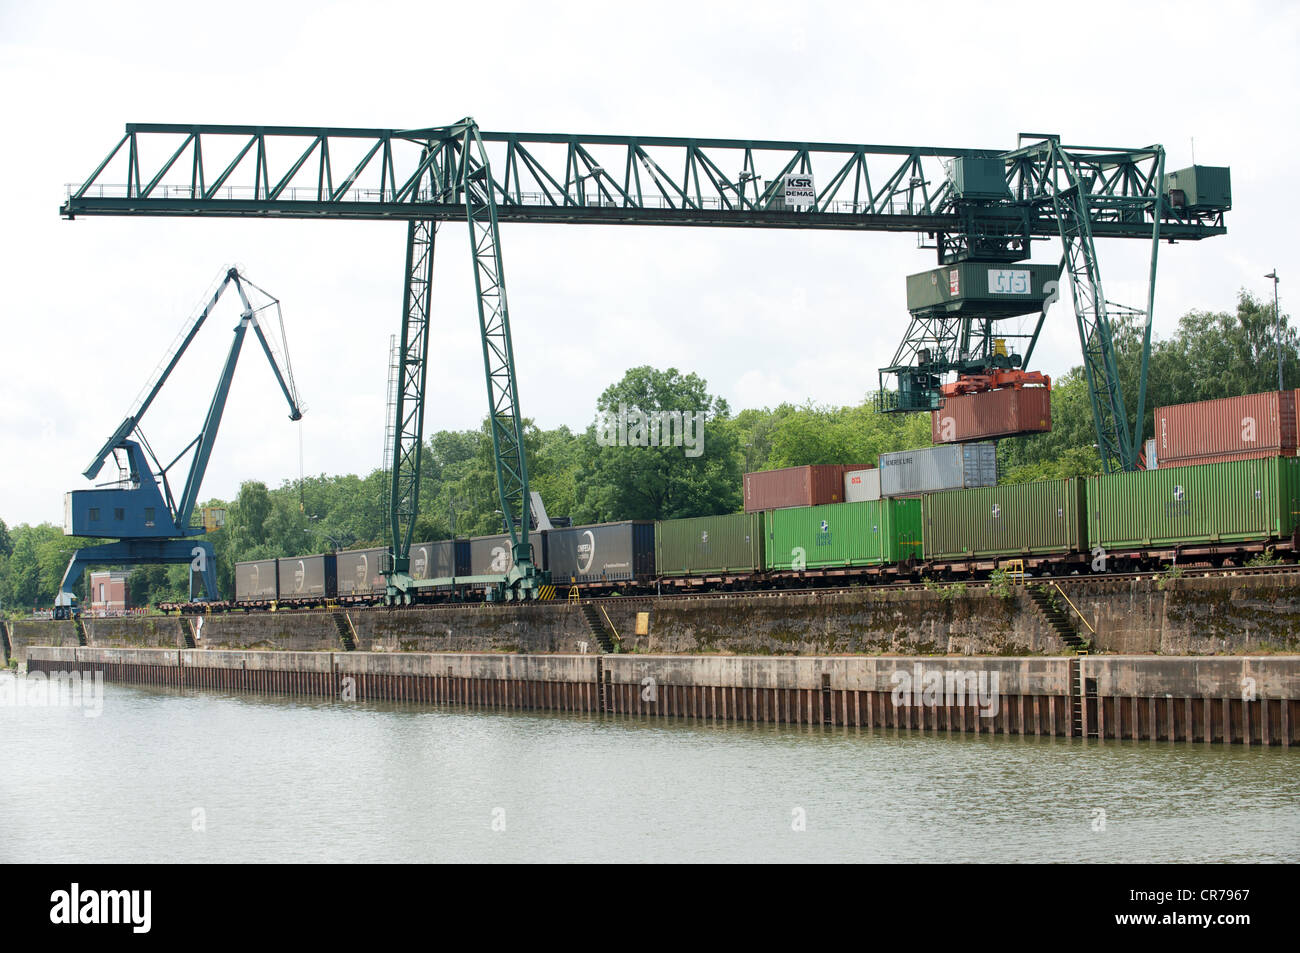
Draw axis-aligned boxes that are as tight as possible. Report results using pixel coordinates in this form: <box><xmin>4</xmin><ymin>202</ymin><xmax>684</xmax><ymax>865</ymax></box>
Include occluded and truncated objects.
<box><xmin>931</xmin><ymin>387</ymin><xmax>1051</xmax><ymax>443</ymax></box>
<box><xmin>1155</xmin><ymin>391</ymin><xmax>1297</xmax><ymax>460</ymax></box>
<box><xmin>742</xmin><ymin>464</ymin><xmax>869</xmax><ymax>512</ymax></box>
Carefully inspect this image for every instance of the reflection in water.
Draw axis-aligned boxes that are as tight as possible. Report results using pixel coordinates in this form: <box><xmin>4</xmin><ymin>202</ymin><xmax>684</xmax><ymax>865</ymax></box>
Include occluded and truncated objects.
<box><xmin>1</xmin><ymin>675</ymin><xmax>1296</xmax><ymax>863</ymax></box>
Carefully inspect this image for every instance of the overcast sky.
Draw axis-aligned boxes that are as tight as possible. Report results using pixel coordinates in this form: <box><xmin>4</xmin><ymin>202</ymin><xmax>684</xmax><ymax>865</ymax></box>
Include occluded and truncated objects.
<box><xmin>1</xmin><ymin>0</ymin><xmax>1296</xmax><ymax>527</ymax></box>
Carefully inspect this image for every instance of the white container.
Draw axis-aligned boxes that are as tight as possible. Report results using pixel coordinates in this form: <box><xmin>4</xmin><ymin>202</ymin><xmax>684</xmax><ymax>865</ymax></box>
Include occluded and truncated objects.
<box><xmin>1144</xmin><ymin>437</ymin><xmax>1158</xmax><ymax>470</ymax></box>
<box><xmin>843</xmin><ymin>468</ymin><xmax>881</xmax><ymax>502</ymax></box>
<box><xmin>878</xmin><ymin>443</ymin><xmax>997</xmax><ymax>497</ymax></box>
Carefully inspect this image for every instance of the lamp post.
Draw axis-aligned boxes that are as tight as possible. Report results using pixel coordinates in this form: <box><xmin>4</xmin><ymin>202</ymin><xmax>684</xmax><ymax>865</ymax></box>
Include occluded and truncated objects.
<box><xmin>1266</xmin><ymin>271</ymin><xmax>1282</xmax><ymax>390</ymax></box>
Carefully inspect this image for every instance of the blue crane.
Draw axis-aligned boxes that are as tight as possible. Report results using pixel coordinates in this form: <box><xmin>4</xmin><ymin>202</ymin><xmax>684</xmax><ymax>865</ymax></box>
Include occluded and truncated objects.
<box><xmin>57</xmin><ymin>268</ymin><xmax>303</xmax><ymax>615</ymax></box>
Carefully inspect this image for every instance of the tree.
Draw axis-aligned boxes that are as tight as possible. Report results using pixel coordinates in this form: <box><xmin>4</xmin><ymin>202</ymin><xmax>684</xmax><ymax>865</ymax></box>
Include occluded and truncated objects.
<box><xmin>577</xmin><ymin>366</ymin><xmax>741</xmax><ymax>520</ymax></box>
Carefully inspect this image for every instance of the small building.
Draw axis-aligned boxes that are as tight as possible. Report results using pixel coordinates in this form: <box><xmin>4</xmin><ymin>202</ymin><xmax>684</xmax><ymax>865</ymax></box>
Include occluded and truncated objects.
<box><xmin>88</xmin><ymin>570</ymin><xmax>131</xmax><ymax>613</ymax></box>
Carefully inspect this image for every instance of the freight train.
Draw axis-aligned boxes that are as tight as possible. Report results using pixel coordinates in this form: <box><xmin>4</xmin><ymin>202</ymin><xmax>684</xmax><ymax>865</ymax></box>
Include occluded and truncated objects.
<box><xmin>222</xmin><ymin>456</ymin><xmax>1300</xmax><ymax>609</ymax></box>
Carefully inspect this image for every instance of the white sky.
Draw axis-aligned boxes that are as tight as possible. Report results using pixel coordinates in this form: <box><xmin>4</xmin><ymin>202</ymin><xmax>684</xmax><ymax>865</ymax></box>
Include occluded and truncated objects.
<box><xmin>1</xmin><ymin>0</ymin><xmax>1296</xmax><ymax>526</ymax></box>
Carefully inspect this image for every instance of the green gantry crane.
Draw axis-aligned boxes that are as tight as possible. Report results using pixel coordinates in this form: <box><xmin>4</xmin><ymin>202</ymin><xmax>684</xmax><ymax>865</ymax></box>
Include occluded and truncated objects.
<box><xmin>60</xmin><ymin>121</ymin><xmax>1229</xmax><ymax>600</ymax></box>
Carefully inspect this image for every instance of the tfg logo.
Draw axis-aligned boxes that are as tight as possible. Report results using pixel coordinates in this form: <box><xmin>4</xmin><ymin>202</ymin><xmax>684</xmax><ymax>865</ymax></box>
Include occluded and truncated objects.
<box><xmin>50</xmin><ymin>883</ymin><xmax>151</xmax><ymax>933</ymax></box>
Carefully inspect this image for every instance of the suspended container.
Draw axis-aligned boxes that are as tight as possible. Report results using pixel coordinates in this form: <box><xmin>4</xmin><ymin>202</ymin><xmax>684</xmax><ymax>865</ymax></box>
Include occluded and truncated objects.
<box><xmin>932</xmin><ymin>386</ymin><xmax>1051</xmax><ymax>443</ymax></box>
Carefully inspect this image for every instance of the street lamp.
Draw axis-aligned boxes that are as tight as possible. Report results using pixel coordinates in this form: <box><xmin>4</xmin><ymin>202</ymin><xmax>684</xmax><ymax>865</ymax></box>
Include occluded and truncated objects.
<box><xmin>1266</xmin><ymin>270</ymin><xmax>1282</xmax><ymax>390</ymax></box>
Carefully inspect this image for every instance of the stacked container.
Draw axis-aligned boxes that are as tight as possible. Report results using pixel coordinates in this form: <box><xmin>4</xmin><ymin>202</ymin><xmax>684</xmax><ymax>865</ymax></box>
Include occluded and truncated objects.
<box><xmin>931</xmin><ymin>387</ymin><xmax>1052</xmax><ymax>443</ymax></box>
<box><xmin>843</xmin><ymin>468</ymin><xmax>881</xmax><ymax>502</ymax></box>
<box><xmin>878</xmin><ymin>443</ymin><xmax>996</xmax><ymax>497</ymax></box>
<box><xmin>742</xmin><ymin>464</ymin><xmax>868</xmax><ymax>512</ymax></box>
<box><xmin>1154</xmin><ymin>391</ymin><xmax>1298</xmax><ymax>467</ymax></box>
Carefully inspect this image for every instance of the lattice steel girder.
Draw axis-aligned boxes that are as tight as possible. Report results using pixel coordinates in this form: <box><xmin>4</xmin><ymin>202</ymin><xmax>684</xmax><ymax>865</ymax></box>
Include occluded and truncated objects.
<box><xmin>387</xmin><ymin>218</ymin><xmax>435</xmax><ymax>578</ymax></box>
<box><xmin>60</xmin><ymin>124</ymin><xmax>1225</xmax><ymax>242</ymax></box>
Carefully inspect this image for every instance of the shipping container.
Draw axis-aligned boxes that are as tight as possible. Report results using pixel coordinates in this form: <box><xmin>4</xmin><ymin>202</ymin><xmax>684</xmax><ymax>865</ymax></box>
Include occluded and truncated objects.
<box><xmin>656</xmin><ymin>512</ymin><xmax>765</xmax><ymax>577</ymax></box>
<box><xmin>547</xmin><ymin>521</ymin><xmax>655</xmax><ymax>584</ymax></box>
<box><xmin>234</xmin><ymin>558</ymin><xmax>278</xmax><ymax>603</ymax></box>
<box><xmin>409</xmin><ymin>539</ymin><xmax>470</xmax><ymax>580</ymax></box>
<box><xmin>932</xmin><ymin>386</ymin><xmax>1051</xmax><ymax>443</ymax></box>
<box><xmin>765</xmin><ymin>499</ymin><xmax>922</xmax><ymax>570</ymax></box>
<box><xmin>743</xmin><ymin>464</ymin><xmax>868</xmax><ymax>512</ymax></box>
<box><xmin>336</xmin><ymin>547</ymin><xmax>387</xmax><ymax>597</ymax></box>
<box><xmin>922</xmin><ymin>479</ymin><xmax>1087</xmax><ymax>560</ymax></box>
<box><xmin>879</xmin><ymin>443</ymin><xmax>996</xmax><ymax>497</ymax></box>
<box><xmin>468</xmin><ymin>534</ymin><xmax>516</xmax><ymax>577</ymax></box>
<box><xmin>276</xmin><ymin>553</ymin><xmax>337</xmax><ymax>600</ymax></box>
<box><xmin>1144</xmin><ymin>437</ymin><xmax>1158</xmax><ymax>470</ymax></box>
<box><xmin>1086</xmin><ymin>457</ymin><xmax>1300</xmax><ymax>551</ymax></box>
<box><xmin>843</xmin><ymin>467</ymin><xmax>882</xmax><ymax>503</ymax></box>
<box><xmin>1155</xmin><ymin>391</ymin><xmax>1297</xmax><ymax>461</ymax></box>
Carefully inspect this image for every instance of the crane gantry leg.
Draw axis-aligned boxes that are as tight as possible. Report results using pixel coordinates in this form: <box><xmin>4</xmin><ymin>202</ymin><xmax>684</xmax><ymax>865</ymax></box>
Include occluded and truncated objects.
<box><xmin>384</xmin><ymin>121</ymin><xmax>544</xmax><ymax>604</ymax></box>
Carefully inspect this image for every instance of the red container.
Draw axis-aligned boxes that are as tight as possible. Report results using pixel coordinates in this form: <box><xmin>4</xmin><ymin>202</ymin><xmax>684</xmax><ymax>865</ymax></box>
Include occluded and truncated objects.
<box><xmin>931</xmin><ymin>387</ymin><xmax>1051</xmax><ymax>443</ymax></box>
<box><xmin>1155</xmin><ymin>391</ymin><xmax>1297</xmax><ymax>461</ymax></box>
<box><xmin>743</xmin><ymin>464</ymin><xmax>869</xmax><ymax>512</ymax></box>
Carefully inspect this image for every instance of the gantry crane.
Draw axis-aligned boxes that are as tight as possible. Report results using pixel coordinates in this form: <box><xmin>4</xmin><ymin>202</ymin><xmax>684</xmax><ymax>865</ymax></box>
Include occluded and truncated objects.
<box><xmin>58</xmin><ymin>268</ymin><xmax>303</xmax><ymax>611</ymax></box>
<box><xmin>60</xmin><ymin>120</ymin><xmax>1229</xmax><ymax>601</ymax></box>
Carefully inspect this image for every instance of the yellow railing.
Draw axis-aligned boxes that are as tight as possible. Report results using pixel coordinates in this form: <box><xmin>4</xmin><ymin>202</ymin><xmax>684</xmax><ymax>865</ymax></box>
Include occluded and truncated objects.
<box><xmin>1048</xmin><ymin>581</ymin><xmax>1096</xmax><ymax>635</ymax></box>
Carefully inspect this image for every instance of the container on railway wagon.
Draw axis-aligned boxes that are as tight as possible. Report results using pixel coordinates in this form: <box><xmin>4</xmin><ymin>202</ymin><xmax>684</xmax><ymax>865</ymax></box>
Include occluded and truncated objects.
<box><xmin>276</xmin><ymin>553</ymin><xmax>337</xmax><ymax>600</ymax></box>
<box><xmin>921</xmin><ymin>478</ymin><xmax>1086</xmax><ymax>560</ymax></box>
<box><xmin>233</xmin><ymin>558</ymin><xmax>278</xmax><ymax>603</ymax></box>
<box><xmin>547</xmin><ymin>521</ymin><xmax>655</xmax><ymax>584</ymax></box>
<box><xmin>843</xmin><ymin>467</ymin><xmax>882</xmax><ymax>503</ymax></box>
<box><xmin>1155</xmin><ymin>391</ymin><xmax>1298</xmax><ymax>462</ymax></box>
<box><xmin>655</xmin><ymin>512</ymin><xmax>765</xmax><ymax>577</ymax></box>
<box><xmin>409</xmin><ymin>539</ymin><xmax>471</xmax><ymax>581</ymax></box>
<box><xmin>743</xmin><ymin>464</ymin><xmax>870</xmax><ymax>512</ymax></box>
<box><xmin>336</xmin><ymin>547</ymin><xmax>387</xmax><ymax>597</ymax></box>
<box><xmin>764</xmin><ymin>499</ymin><xmax>922</xmax><ymax>571</ymax></box>
<box><xmin>879</xmin><ymin>443</ymin><xmax>996</xmax><ymax>497</ymax></box>
<box><xmin>931</xmin><ymin>386</ymin><xmax>1051</xmax><ymax>443</ymax></box>
<box><xmin>467</xmin><ymin>533</ymin><xmax>517</xmax><ymax>580</ymax></box>
<box><xmin>1086</xmin><ymin>457</ymin><xmax>1300</xmax><ymax>551</ymax></box>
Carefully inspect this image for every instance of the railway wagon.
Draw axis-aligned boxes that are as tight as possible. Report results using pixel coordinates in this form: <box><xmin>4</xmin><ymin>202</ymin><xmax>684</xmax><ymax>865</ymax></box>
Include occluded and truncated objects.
<box><xmin>233</xmin><ymin>558</ymin><xmax>278</xmax><ymax>603</ymax></box>
<box><xmin>336</xmin><ymin>546</ymin><xmax>386</xmax><ymax>598</ymax></box>
<box><xmin>921</xmin><ymin>478</ymin><xmax>1087</xmax><ymax>560</ymax></box>
<box><xmin>409</xmin><ymin>539</ymin><xmax>470</xmax><ymax>581</ymax></box>
<box><xmin>656</xmin><ymin>512</ymin><xmax>765</xmax><ymax>577</ymax></box>
<box><xmin>765</xmin><ymin>499</ymin><xmax>921</xmax><ymax>571</ymax></box>
<box><xmin>276</xmin><ymin>552</ymin><xmax>338</xmax><ymax>601</ymax></box>
<box><xmin>1086</xmin><ymin>456</ymin><xmax>1300</xmax><ymax>553</ymax></box>
<box><xmin>547</xmin><ymin>520</ymin><xmax>655</xmax><ymax>584</ymax></box>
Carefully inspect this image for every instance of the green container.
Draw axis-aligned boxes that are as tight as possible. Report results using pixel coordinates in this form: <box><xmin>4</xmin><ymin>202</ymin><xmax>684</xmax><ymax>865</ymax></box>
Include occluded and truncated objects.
<box><xmin>1086</xmin><ymin>457</ymin><xmax>1300</xmax><ymax>550</ymax></box>
<box><xmin>1162</xmin><ymin>165</ymin><xmax>1231</xmax><ymax>210</ymax></box>
<box><xmin>905</xmin><ymin>262</ymin><xmax>1059</xmax><ymax>316</ymax></box>
<box><xmin>655</xmin><ymin>512</ymin><xmax>765</xmax><ymax>576</ymax></box>
<box><xmin>765</xmin><ymin>499</ymin><xmax>922</xmax><ymax>570</ymax></box>
<box><xmin>922</xmin><ymin>478</ymin><xmax>1087</xmax><ymax>559</ymax></box>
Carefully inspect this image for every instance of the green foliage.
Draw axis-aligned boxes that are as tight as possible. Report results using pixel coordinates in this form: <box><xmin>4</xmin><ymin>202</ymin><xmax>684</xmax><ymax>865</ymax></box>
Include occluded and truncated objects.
<box><xmin>988</xmin><ymin>568</ymin><xmax>1014</xmax><ymax>600</ymax></box>
<box><xmin>1157</xmin><ymin>563</ymin><xmax>1184</xmax><ymax>590</ymax></box>
<box><xmin>1247</xmin><ymin>547</ymin><xmax>1283</xmax><ymax>567</ymax></box>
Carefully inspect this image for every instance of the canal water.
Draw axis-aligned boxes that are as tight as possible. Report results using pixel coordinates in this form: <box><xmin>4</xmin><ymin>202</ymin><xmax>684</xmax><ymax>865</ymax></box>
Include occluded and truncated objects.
<box><xmin>2</xmin><ymin>674</ymin><xmax>1296</xmax><ymax>863</ymax></box>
